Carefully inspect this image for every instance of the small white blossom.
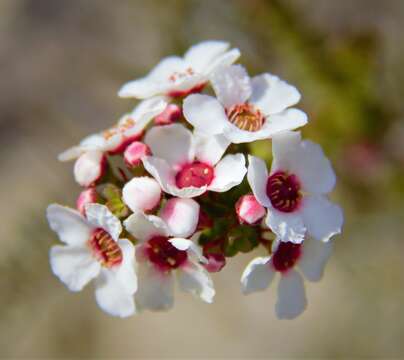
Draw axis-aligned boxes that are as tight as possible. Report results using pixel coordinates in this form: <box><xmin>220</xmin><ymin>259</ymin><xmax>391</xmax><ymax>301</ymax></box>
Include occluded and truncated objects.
<box><xmin>47</xmin><ymin>204</ymin><xmax>137</xmax><ymax>318</ymax></box>
<box><xmin>248</xmin><ymin>131</ymin><xmax>343</xmax><ymax>244</ymax></box>
<box><xmin>119</xmin><ymin>40</ymin><xmax>240</xmax><ymax>99</ymax></box>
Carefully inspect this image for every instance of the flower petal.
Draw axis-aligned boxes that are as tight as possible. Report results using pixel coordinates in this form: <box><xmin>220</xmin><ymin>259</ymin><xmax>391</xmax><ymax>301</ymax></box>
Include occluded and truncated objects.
<box><xmin>122</xmin><ymin>177</ymin><xmax>162</xmax><ymax>213</ymax></box>
<box><xmin>250</xmin><ymin>73</ymin><xmax>301</xmax><ymax>115</ymax></box>
<box><xmin>160</xmin><ymin>198</ymin><xmax>200</xmax><ymax>238</ymax></box>
<box><xmin>265</xmin><ymin>210</ymin><xmax>306</xmax><ymax>244</ymax></box>
<box><xmin>247</xmin><ymin>156</ymin><xmax>271</xmax><ymax>208</ymax></box>
<box><xmin>183</xmin><ymin>94</ymin><xmax>228</xmax><ymax>135</ymax></box>
<box><xmin>241</xmin><ymin>256</ymin><xmax>274</xmax><ymax>294</ymax></box>
<box><xmin>178</xmin><ymin>261</ymin><xmax>215</xmax><ymax>303</ymax></box>
<box><xmin>142</xmin><ymin>156</ymin><xmax>175</xmax><ymax>194</ymax></box>
<box><xmin>262</xmin><ymin>108</ymin><xmax>307</xmax><ymax>137</ymax></box>
<box><xmin>194</xmin><ymin>132</ymin><xmax>230</xmax><ymax>166</ymax></box>
<box><xmin>135</xmin><ymin>262</ymin><xmax>175</xmax><ymax>312</ymax></box>
<box><xmin>276</xmin><ymin>270</ymin><xmax>307</xmax><ymax>320</ymax></box>
<box><xmin>205</xmin><ymin>48</ymin><xmax>241</xmax><ymax>75</ymax></box>
<box><xmin>85</xmin><ymin>204</ymin><xmax>122</xmax><ymax>241</ymax></box>
<box><xmin>124</xmin><ymin>212</ymin><xmax>168</xmax><ymax>243</ymax></box>
<box><xmin>47</xmin><ymin>204</ymin><xmax>92</xmax><ymax>246</ymax></box>
<box><xmin>49</xmin><ymin>245</ymin><xmax>100</xmax><ymax>292</ymax></box>
<box><xmin>208</xmin><ymin>153</ymin><xmax>246</xmax><ymax>192</ymax></box>
<box><xmin>73</xmin><ymin>150</ymin><xmax>105</xmax><ymax>187</ymax></box>
<box><xmin>168</xmin><ymin>238</ymin><xmax>206</xmax><ymax>264</ymax></box>
<box><xmin>210</xmin><ymin>64</ymin><xmax>252</xmax><ymax>108</ymax></box>
<box><xmin>301</xmin><ymin>195</ymin><xmax>343</xmax><ymax>242</ymax></box>
<box><xmin>144</xmin><ymin>124</ymin><xmax>194</xmax><ymax>168</ymax></box>
<box><xmin>299</xmin><ymin>238</ymin><xmax>333</xmax><ymax>282</ymax></box>
<box><xmin>270</xmin><ymin>130</ymin><xmax>302</xmax><ymax>172</ymax></box>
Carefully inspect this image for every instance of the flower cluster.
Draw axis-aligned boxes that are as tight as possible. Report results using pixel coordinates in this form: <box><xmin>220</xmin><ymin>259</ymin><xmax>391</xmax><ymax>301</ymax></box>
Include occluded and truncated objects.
<box><xmin>47</xmin><ymin>40</ymin><xmax>343</xmax><ymax>319</ymax></box>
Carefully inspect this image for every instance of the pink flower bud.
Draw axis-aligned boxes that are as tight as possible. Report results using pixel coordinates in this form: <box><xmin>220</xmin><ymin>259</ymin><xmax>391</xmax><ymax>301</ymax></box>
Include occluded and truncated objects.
<box><xmin>235</xmin><ymin>194</ymin><xmax>266</xmax><ymax>225</ymax></box>
<box><xmin>124</xmin><ymin>141</ymin><xmax>151</xmax><ymax>168</ymax></box>
<box><xmin>203</xmin><ymin>253</ymin><xmax>226</xmax><ymax>273</ymax></box>
<box><xmin>154</xmin><ymin>104</ymin><xmax>182</xmax><ymax>125</ymax></box>
<box><xmin>74</xmin><ymin>151</ymin><xmax>107</xmax><ymax>188</ymax></box>
<box><xmin>76</xmin><ymin>187</ymin><xmax>98</xmax><ymax>216</ymax></box>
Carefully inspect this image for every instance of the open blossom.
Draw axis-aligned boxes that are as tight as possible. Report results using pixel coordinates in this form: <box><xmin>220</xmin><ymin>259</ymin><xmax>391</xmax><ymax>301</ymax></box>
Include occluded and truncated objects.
<box><xmin>248</xmin><ymin>131</ymin><xmax>343</xmax><ymax>244</ymax></box>
<box><xmin>142</xmin><ymin>123</ymin><xmax>247</xmax><ymax>198</ymax></box>
<box><xmin>47</xmin><ymin>204</ymin><xmax>137</xmax><ymax>318</ymax></box>
<box><xmin>183</xmin><ymin>65</ymin><xmax>307</xmax><ymax>144</ymax></box>
<box><xmin>124</xmin><ymin>198</ymin><xmax>214</xmax><ymax>311</ymax></box>
<box><xmin>241</xmin><ymin>238</ymin><xmax>333</xmax><ymax>319</ymax></box>
<box><xmin>58</xmin><ymin>97</ymin><xmax>167</xmax><ymax>186</ymax></box>
<box><xmin>118</xmin><ymin>40</ymin><xmax>240</xmax><ymax>99</ymax></box>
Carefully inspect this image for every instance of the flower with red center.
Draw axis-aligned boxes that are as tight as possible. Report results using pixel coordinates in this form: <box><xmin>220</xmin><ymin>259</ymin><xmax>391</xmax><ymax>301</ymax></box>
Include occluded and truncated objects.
<box><xmin>241</xmin><ymin>237</ymin><xmax>333</xmax><ymax>319</ymax></box>
<box><xmin>183</xmin><ymin>64</ymin><xmax>307</xmax><ymax>144</ymax></box>
<box><xmin>47</xmin><ymin>204</ymin><xmax>137</xmax><ymax>318</ymax></box>
<box><xmin>123</xmin><ymin>198</ymin><xmax>215</xmax><ymax>312</ymax></box>
<box><xmin>118</xmin><ymin>40</ymin><xmax>240</xmax><ymax>99</ymax></box>
<box><xmin>58</xmin><ymin>97</ymin><xmax>167</xmax><ymax>186</ymax></box>
<box><xmin>247</xmin><ymin>131</ymin><xmax>343</xmax><ymax>244</ymax></box>
<box><xmin>141</xmin><ymin>123</ymin><xmax>247</xmax><ymax>198</ymax></box>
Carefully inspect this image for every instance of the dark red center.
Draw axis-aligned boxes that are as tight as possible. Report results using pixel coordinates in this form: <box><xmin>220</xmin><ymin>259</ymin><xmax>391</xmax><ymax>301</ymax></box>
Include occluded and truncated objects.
<box><xmin>272</xmin><ymin>242</ymin><xmax>302</xmax><ymax>273</ymax></box>
<box><xmin>266</xmin><ymin>171</ymin><xmax>301</xmax><ymax>212</ymax></box>
<box><xmin>175</xmin><ymin>162</ymin><xmax>214</xmax><ymax>189</ymax></box>
<box><xmin>146</xmin><ymin>236</ymin><xmax>188</xmax><ymax>271</ymax></box>
<box><xmin>88</xmin><ymin>228</ymin><xmax>122</xmax><ymax>268</ymax></box>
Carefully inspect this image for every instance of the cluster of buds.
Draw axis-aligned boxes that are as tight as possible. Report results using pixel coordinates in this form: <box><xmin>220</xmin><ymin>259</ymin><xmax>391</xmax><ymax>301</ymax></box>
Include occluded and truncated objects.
<box><xmin>47</xmin><ymin>41</ymin><xmax>343</xmax><ymax>319</ymax></box>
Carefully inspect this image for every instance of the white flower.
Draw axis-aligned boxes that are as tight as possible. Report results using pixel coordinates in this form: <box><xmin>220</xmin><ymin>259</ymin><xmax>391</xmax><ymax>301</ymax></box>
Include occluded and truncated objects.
<box><xmin>141</xmin><ymin>123</ymin><xmax>247</xmax><ymax>198</ymax></box>
<box><xmin>183</xmin><ymin>64</ymin><xmax>307</xmax><ymax>144</ymax></box>
<box><xmin>241</xmin><ymin>238</ymin><xmax>333</xmax><ymax>319</ymax></box>
<box><xmin>247</xmin><ymin>131</ymin><xmax>343</xmax><ymax>244</ymax></box>
<box><xmin>47</xmin><ymin>203</ymin><xmax>137</xmax><ymax>318</ymax></box>
<box><xmin>118</xmin><ymin>40</ymin><xmax>240</xmax><ymax>99</ymax></box>
<box><xmin>124</xmin><ymin>198</ymin><xmax>215</xmax><ymax>311</ymax></box>
<box><xmin>58</xmin><ymin>97</ymin><xmax>167</xmax><ymax>186</ymax></box>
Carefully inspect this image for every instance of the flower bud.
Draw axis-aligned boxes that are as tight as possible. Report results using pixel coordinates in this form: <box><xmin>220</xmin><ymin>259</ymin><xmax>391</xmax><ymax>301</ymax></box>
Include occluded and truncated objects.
<box><xmin>235</xmin><ymin>194</ymin><xmax>265</xmax><ymax>225</ymax></box>
<box><xmin>76</xmin><ymin>187</ymin><xmax>98</xmax><ymax>216</ymax></box>
<box><xmin>124</xmin><ymin>141</ymin><xmax>151</xmax><ymax>168</ymax></box>
<box><xmin>74</xmin><ymin>151</ymin><xmax>106</xmax><ymax>187</ymax></box>
<box><xmin>203</xmin><ymin>253</ymin><xmax>226</xmax><ymax>273</ymax></box>
<box><xmin>154</xmin><ymin>104</ymin><xmax>182</xmax><ymax>125</ymax></box>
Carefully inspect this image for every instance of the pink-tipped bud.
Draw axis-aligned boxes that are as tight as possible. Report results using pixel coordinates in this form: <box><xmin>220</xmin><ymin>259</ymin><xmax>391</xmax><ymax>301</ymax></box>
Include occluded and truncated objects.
<box><xmin>203</xmin><ymin>253</ymin><xmax>226</xmax><ymax>273</ymax></box>
<box><xmin>154</xmin><ymin>104</ymin><xmax>182</xmax><ymax>125</ymax></box>
<box><xmin>77</xmin><ymin>187</ymin><xmax>98</xmax><ymax>216</ymax></box>
<box><xmin>124</xmin><ymin>141</ymin><xmax>151</xmax><ymax>168</ymax></box>
<box><xmin>74</xmin><ymin>151</ymin><xmax>106</xmax><ymax>188</ymax></box>
<box><xmin>235</xmin><ymin>194</ymin><xmax>266</xmax><ymax>225</ymax></box>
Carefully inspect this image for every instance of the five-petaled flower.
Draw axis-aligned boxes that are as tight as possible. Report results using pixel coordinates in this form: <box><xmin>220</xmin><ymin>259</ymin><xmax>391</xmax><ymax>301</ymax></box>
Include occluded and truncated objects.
<box><xmin>248</xmin><ymin>131</ymin><xmax>343</xmax><ymax>244</ymax></box>
<box><xmin>183</xmin><ymin>65</ymin><xmax>307</xmax><ymax>144</ymax></box>
<box><xmin>47</xmin><ymin>204</ymin><xmax>137</xmax><ymax>318</ymax></box>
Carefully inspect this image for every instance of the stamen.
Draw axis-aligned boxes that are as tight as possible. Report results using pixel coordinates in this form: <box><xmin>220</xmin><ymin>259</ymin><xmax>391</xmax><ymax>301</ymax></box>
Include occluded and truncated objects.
<box><xmin>226</xmin><ymin>103</ymin><xmax>265</xmax><ymax>132</ymax></box>
<box><xmin>88</xmin><ymin>228</ymin><xmax>123</xmax><ymax>268</ymax></box>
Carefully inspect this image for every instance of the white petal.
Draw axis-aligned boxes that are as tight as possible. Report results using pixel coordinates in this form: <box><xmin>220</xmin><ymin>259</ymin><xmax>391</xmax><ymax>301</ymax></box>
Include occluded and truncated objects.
<box><xmin>116</xmin><ymin>239</ymin><xmax>138</xmax><ymax>294</ymax></box>
<box><xmin>178</xmin><ymin>261</ymin><xmax>215</xmax><ymax>303</ymax></box>
<box><xmin>58</xmin><ymin>146</ymin><xmax>84</xmax><ymax>162</ymax></box>
<box><xmin>299</xmin><ymin>239</ymin><xmax>333</xmax><ymax>282</ymax></box>
<box><xmin>142</xmin><ymin>156</ymin><xmax>175</xmax><ymax>194</ymax></box>
<box><xmin>144</xmin><ymin>123</ymin><xmax>194</xmax><ymax>167</ymax></box>
<box><xmin>73</xmin><ymin>151</ymin><xmax>105</xmax><ymax>187</ymax></box>
<box><xmin>270</xmin><ymin>130</ymin><xmax>302</xmax><ymax>172</ymax></box>
<box><xmin>124</xmin><ymin>212</ymin><xmax>168</xmax><ymax>242</ymax></box>
<box><xmin>85</xmin><ymin>204</ymin><xmax>122</xmax><ymax>241</ymax></box>
<box><xmin>184</xmin><ymin>40</ymin><xmax>230</xmax><ymax>73</ymax></box>
<box><xmin>250</xmin><ymin>73</ymin><xmax>301</xmax><ymax>115</ymax></box>
<box><xmin>301</xmin><ymin>195</ymin><xmax>343</xmax><ymax>242</ymax></box>
<box><xmin>208</xmin><ymin>153</ymin><xmax>247</xmax><ymax>192</ymax></box>
<box><xmin>168</xmin><ymin>238</ymin><xmax>206</xmax><ymax>264</ymax></box>
<box><xmin>290</xmin><ymin>140</ymin><xmax>336</xmax><ymax>194</ymax></box>
<box><xmin>183</xmin><ymin>94</ymin><xmax>228</xmax><ymax>135</ymax></box>
<box><xmin>160</xmin><ymin>198</ymin><xmax>199</xmax><ymax>238</ymax></box>
<box><xmin>262</xmin><ymin>108</ymin><xmax>307</xmax><ymax>137</ymax></box>
<box><xmin>166</xmin><ymin>184</ymin><xmax>208</xmax><ymax>199</ymax></box>
<box><xmin>194</xmin><ymin>132</ymin><xmax>230</xmax><ymax>166</ymax></box>
<box><xmin>210</xmin><ymin>64</ymin><xmax>252</xmax><ymax>108</ymax></box>
<box><xmin>135</xmin><ymin>262</ymin><xmax>174</xmax><ymax>311</ymax></box>
<box><xmin>265</xmin><ymin>210</ymin><xmax>306</xmax><ymax>244</ymax></box>
<box><xmin>205</xmin><ymin>48</ymin><xmax>241</xmax><ymax>75</ymax></box>
<box><xmin>241</xmin><ymin>256</ymin><xmax>274</xmax><ymax>294</ymax></box>
<box><xmin>148</xmin><ymin>56</ymin><xmax>187</xmax><ymax>79</ymax></box>
<box><xmin>47</xmin><ymin>204</ymin><xmax>92</xmax><ymax>246</ymax></box>
<box><xmin>247</xmin><ymin>156</ymin><xmax>271</xmax><ymax>208</ymax></box>
<box><xmin>122</xmin><ymin>177</ymin><xmax>161</xmax><ymax>213</ymax></box>
<box><xmin>130</xmin><ymin>96</ymin><xmax>168</xmax><ymax>122</ymax></box>
<box><xmin>49</xmin><ymin>245</ymin><xmax>100</xmax><ymax>292</ymax></box>
<box><xmin>276</xmin><ymin>270</ymin><xmax>307</xmax><ymax>319</ymax></box>
<box><xmin>94</xmin><ymin>267</ymin><xmax>136</xmax><ymax>318</ymax></box>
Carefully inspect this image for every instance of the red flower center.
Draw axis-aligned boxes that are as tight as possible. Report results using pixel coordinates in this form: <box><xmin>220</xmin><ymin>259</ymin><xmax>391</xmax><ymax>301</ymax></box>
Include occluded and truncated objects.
<box><xmin>266</xmin><ymin>171</ymin><xmax>301</xmax><ymax>212</ymax></box>
<box><xmin>146</xmin><ymin>236</ymin><xmax>188</xmax><ymax>271</ymax></box>
<box><xmin>272</xmin><ymin>242</ymin><xmax>302</xmax><ymax>273</ymax></box>
<box><xmin>175</xmin><ymin>162</ymin><xmax>214</xmax><ymax>189</ymax></box>
<box><xmin>226</xmin><ymin>103</ymin><xmax>265</xmax><ymax>132</ymax></box>
<box><xmin>88</xmin><ymin>228</ymin><xmax>122</xmax><ymax>268</ymax></box>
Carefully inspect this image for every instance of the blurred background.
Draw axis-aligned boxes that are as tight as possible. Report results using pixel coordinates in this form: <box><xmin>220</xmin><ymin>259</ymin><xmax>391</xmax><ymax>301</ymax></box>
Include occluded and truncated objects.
<box><xmin>1</xmin><ymin>0</ymin><xmax>404</xmax><ymax>358</ymax></box>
